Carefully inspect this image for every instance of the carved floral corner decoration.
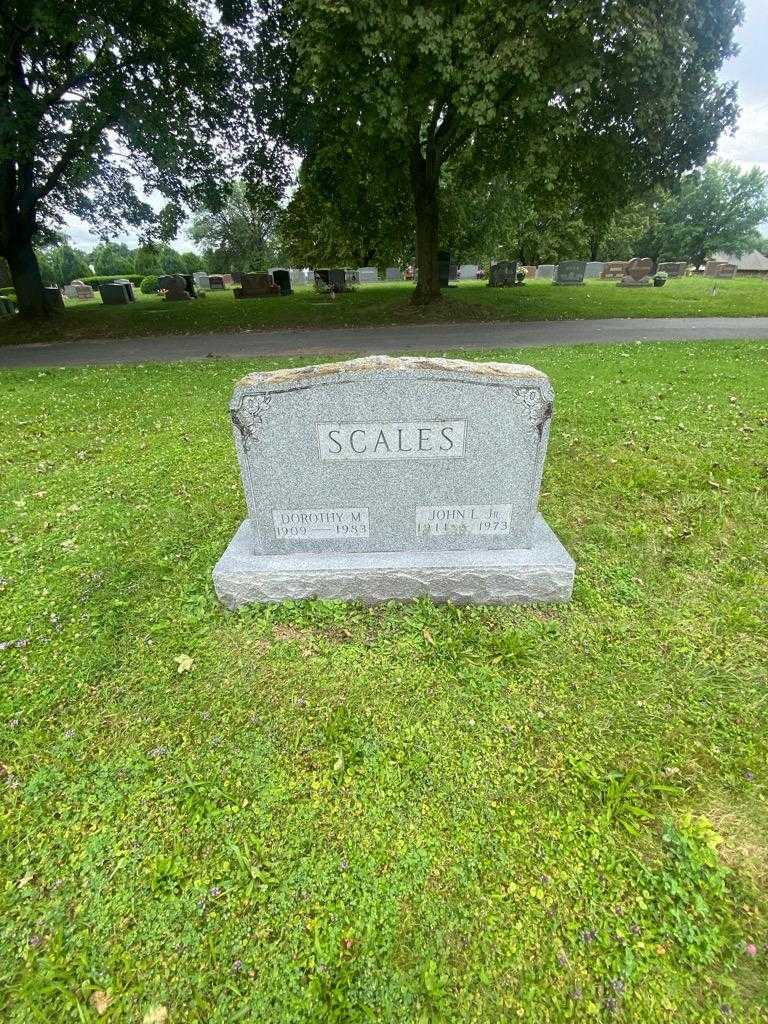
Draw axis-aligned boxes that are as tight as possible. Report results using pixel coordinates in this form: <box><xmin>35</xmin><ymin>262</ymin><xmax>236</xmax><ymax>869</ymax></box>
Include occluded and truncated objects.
<box><xmin>230</xmin><ymin>393</ymin><xmax>272</xmax><ymax>454</ymax></box>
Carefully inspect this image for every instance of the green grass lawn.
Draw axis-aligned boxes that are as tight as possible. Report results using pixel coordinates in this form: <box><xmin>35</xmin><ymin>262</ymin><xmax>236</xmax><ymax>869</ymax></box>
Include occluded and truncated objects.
<box><xmin>2</xmin><ymin>277</ymin><xmax>768</xmax><ymax>347</ymax></box>
<box><xmin>2</xmin><ymin>341</ymin><xmax>767</xmax><ymax>1022</ymax></box>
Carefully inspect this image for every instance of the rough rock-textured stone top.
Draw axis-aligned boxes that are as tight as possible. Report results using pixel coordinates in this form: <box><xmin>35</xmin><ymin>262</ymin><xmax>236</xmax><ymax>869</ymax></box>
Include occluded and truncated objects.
<box><xmin>229</xmin><ymin>355</ymin><xmax>555</xmax><ymax>556</ymax></box>
<box><xmin>235</xmin><ymin>354</ymin><xmax>546</xmax><ymax>389</ymax></box>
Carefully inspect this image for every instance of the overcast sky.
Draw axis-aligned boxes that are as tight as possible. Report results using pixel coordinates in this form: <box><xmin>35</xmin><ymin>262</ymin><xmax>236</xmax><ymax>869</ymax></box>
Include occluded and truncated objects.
<box><xmin>63</xmin><ymin>1</ymin><xmax>768</xmax><ymax>252</ymax></box>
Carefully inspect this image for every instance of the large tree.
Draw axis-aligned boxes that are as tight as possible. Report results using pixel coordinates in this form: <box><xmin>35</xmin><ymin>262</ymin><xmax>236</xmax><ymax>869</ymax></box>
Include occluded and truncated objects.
<box><xmin>264</xmin><ymin>0</ymin><xmax>741</xmax><ymax>303</ymax></box>
<box><xmin>0</xmin><ymin>2</ymin><xmax>260</xmax><ymax>317</ymax></box>
<box><xmin>638</xmin><ymin>160</ymin><xmax>768</xmax><ymax>266</ymax></box>
<box><xmin>189</xmin><ymin>181</ymin><xmax>281</xmax><ymax>273</ymax></box>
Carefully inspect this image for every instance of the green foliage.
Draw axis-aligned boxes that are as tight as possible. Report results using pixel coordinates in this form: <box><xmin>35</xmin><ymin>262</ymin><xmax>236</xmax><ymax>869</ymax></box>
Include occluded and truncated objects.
<box><xmin>0</xmin><ymin>0</ymin><xmax>273</xmax><ymax>315</ymax></box>
<box><xmin>140</xmin><ymin>275</ymin><xmax>160</xmax><ymax>294</ymax></box>
<box><xmin>264</xmin><ymin>0</ymin><xmax>742</xmax><ymax>300</ymax></box>
<box><xmin>89</xmin><ymin>242</ymin><xmax>134</xmax><ymax>277</ymax></box>
<box><xmin>0</xmin><ymin>342</ymin><xmax>766</xmax><ymax>1019</ymax></box>
<box><xmin>638</xmin><ymin>160</ymin><xmax>768</xmax><ymax>265</ymax></box>
<box><xmin>40</xmin><ymin>244</ymin><xmax>91</xmax><ymax>286</ymax></box>
<box><xmin>190</xmin><ymin>182</ymin><xmax>280</xmax><ymax>274</ymax></box>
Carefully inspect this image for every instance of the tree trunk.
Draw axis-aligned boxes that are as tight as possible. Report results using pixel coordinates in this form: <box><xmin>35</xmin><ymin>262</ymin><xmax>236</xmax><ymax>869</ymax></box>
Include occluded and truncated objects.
<box><xmin>411</xmin><ymin>149</ymin><xmax>441</xmax><ymax>304</ymax></box>
<box><xmin>7</xmin><ymin>236</ymin><xmax>49</xmax><ymax>319</ymax></box>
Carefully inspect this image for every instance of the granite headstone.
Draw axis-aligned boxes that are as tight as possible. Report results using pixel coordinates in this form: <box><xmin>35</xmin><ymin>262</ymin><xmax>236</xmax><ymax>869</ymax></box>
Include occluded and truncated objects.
<box><xmin>554</xmin><ymin>260</ymin><xmax>587</xmax><ymax>286</ymax></box>
<box><xmin>537</xmin><ymin>264</ymin><xmax>556</xmax><ymax>280</ymax></box>
<box><xmin>99</xmin><ymin>282</ymin><xmax>131</xmax><ymax>305</ymax></box>
<box><xmin>584</xmin><ymin>261</ymin><xmax>604</xmax><ymax>278</ymax></box>
<box><xmin>385</xmin><ymin>267</ymin><xmax>402</xmax><ymax>281</ymax></box>
<box><xmin>214</xmin><ymin>355</ymin><xmax>575</xmax><ymax>606</ymax></box>
<box><xmin>488</xmin><ymin>261</ymin><xmax>518</xmax><ymax>287</ymax></box>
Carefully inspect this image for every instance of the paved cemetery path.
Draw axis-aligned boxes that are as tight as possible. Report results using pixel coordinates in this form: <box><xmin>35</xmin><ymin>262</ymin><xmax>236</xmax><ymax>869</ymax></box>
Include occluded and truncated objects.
<box><xmin>2</xmin><ymin>317</ymin><xmax>768</xmax><ymax>369</ymax></box>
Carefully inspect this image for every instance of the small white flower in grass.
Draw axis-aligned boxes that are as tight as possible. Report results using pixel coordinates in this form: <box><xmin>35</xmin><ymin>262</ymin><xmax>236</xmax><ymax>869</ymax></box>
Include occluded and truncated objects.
<box><xmin>174</xmin><ymin>654</ymin><xmax>194</xmax><ymax>674</ymax></box>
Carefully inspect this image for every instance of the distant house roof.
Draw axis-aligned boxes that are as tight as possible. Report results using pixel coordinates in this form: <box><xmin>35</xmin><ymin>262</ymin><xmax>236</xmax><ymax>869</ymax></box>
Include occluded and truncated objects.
<box><xmin>712</xmin><ymin>250</ymin><xmax>768</xmax><ymax>271</ymax></box>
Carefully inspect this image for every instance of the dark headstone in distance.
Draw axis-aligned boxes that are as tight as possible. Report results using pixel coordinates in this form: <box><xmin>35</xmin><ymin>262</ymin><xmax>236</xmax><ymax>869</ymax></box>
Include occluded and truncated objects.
<box><xmin>489</xmin><ymin>261</ymin><xmax>518</xmax><ymax>287</ymax></box>
<box><xmin>554</xmin><ymin>260</ymin><xmax>587</xmax><ymax>286</ymax></box>
<box><xmin>43</xmin><ymin>287</ymin><xmax>65</xmax><ymax>310</ymax></box>
<box><xmin>209</xmin><ymin>275</ymin><xmax>225</xmax><ymax>289</ymax></box>
<box><xmin>271</xmin><ymin>269</ymin><xmax>292</xmax><ymax>296</ymax></box>
<box><xmin>314</xmin><ymin>269</ymin><xmax>347</xmax><ymax>293</ymax></box>
<box><xmin>159</xmin><ymin>275</ymin><xmax>194</xmax><ymax>301</ymax></box>
<box><xmin>437</xmin><ymin>251</ymin><xmax>450</xmax><ymax>289</ymax></box>
<box><xmin>0</xmin><ymin>296</ymin><xmax>16</xmax><ymax>316</ymax></box>
<box><xmin>234</xmin><ymin>272</ymin><xmax>281</xmax><ymax>299</ymax></box>
<box><xmin>100</xmin><ymin>282</ymin><xmax>132</xmax><ymax>305</ymax></box>
<box><xmin>231</xmin><ymin>272</ymin><xmax>242</xmax><ymax>285</ymax></box>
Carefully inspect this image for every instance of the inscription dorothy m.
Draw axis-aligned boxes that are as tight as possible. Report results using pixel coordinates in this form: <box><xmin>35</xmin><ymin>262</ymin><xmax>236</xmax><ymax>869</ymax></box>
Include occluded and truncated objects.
<box><xmin>214</xmin><ymin>355</ymin><xmax>575</xmax><ymax>606</ymax></box>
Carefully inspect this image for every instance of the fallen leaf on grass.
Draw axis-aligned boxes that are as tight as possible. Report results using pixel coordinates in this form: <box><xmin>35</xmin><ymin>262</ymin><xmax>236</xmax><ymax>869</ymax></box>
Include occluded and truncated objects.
<box><xmin>143</xmin><ymin>1007</ymin><xmax>168</xmax><ymax>1024</ymax></box>
<box><xmin>89</xmin><ymin>990</ymin><xmax>113</xmax><ymax>1015</ymax></box>
<box><xmin>174</xmin><ymin>654</ymin><xmax>194</xmax><ymax>674</ymax></box>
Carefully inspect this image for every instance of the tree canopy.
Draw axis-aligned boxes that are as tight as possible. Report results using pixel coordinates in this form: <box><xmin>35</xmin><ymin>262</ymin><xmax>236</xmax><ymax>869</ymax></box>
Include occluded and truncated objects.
<box><xmin>260</xmin><ymin>0</ymin><xmax>742</xmax><ymax>302</ymax></box>
<box><xmin>189</xmin><ymin>182</ymin><xmax>281</xmax><ymax>273</ymax></box>
<box><xmin>638</xmin><ymin>160</ymin><xmax>768</xmax><ymax>266</ymax></box>
<box><xmin>0</xmin><ymin>1</ymin><xmax>270</xmax><ymax>315</ymax></box>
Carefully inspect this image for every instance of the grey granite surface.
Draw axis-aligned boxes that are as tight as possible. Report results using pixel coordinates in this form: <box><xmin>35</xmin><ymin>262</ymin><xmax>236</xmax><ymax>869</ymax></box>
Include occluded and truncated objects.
<box><xmin>214</xmin><ymin>513</ymin><xmax>575</xmax><ymax>606</ymax></box>
<box><xmin>215</xmin><ymin>354</ymin><xmax>575</xmax><ymax>606</ymax></box>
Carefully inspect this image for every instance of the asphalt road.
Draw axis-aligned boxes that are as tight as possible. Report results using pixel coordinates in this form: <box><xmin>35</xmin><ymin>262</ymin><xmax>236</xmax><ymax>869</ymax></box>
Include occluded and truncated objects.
<box><xmin>1</xmin><ymin>316</ymin><xmax>767</xmax><ymax>369</ymax></box>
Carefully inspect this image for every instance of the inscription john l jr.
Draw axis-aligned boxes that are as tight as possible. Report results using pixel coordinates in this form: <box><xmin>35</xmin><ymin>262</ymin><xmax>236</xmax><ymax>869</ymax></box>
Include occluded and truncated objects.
<box><xmin>213</xmin><ymin>355</ymin><xmax>575</xmax><ymax>606</ymax></box>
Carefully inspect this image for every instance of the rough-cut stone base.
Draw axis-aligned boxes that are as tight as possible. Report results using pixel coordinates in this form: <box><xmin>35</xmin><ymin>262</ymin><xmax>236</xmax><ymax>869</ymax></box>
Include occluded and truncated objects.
<box><xmin>213</xmin><ymin>513</ymin><xmax>575</xmax><ymax>607</ymax></box>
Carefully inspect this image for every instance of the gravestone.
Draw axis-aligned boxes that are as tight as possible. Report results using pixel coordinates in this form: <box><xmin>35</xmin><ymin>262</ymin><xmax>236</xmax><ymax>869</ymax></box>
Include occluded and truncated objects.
<box><xmin>449</xmin><ymin>262</ymin><xmax>458</xmax><ymax>282</ymax></box>
<box><xmin>536</xmin><ymin>264</ymin><xmax>556</xmax><ymax>280</ymax></box>
<box><xmin>601</xmin><ymin>261</ymin><xmax>628</xmax><ymax>280</ymax></box>
<box><xmin>100</xmin><ymin>282</ymin><xmax>132</xmax><ymax>305</ymax></box>
<box><xmin>459</xmin><ymin>264</ymin><xmax>480</xmax><ymax>280</ymax></box>
<box><xmin>213</xmin><ymin>355</ymin><xmax>575</xmax><ymax>607</ymax></box>
<box><xmin>270</xmin><ymin>269</ymin><xmax>292</xmax><ymax>296</ymax></box>
<box><xmin>617</xmin><ymin>257</ymin><xmax>654</xmax><ymax>288</ymax></box>
<box><xmin>438</xmin><ymin>251</ymin><xmax>451</xmax><ymax>288</ymax></box>
<box><xmin>314</xmin><ymin>269</ymin><xmax>348</xmax><ymax>292</ymax></box>
<box><xmin>488</xmin><ymin>261</ymin><xmax>518</xmax><ymax>287</ymax></box>
<box><xmin>234</xmin><ymin>272</ymin><xmax>280</xmax><ymax>299</ymax></box>
<box><xmin>193</xmin><ymin>272</ymin><xmax>211</xmax><ymax>290</ymax></box>
<box><xmin>385</xmin><ymin>267</ymin><xmax>402</xmax><ymax>281</ymax></box>
<box><xmin>584</xmin><ymin>261</ymin><xmax>604</xmax><ymax>279</ymax></box>
<box><xmin>209</xmin><ymin>275</ymin><xmax>226</xmax><ymax>289</ymax></box>
<box><xmin>657</xmin><ymin>261</ymin><xmax>688</xmax><ymax>277</ymax></box>
<box><xmin>523</xmin><ymin>266</ymin><xmax>537</xmax><ymax>279</ymax></box>
<box><xmin>112</xmin><ymin>279</ymin><xmax>136</xmax><ymax>300</ymax></box>
<box><xmin>63</xmin><ymin>284</ymin><xmax>78</xmax><ymax>299</ymax></box>
<box><xmin>357</xmin><ymin>267</ymin><xmax>378</xmax><ymax>283</ymax></box>
<box><xmin>704</xmin><ymin>260</ymin><xmax>737</xmax><ymax>279</ymax></box>
<box><xmin>0</xmin><ymin>296</ymin><xmax>16</xmax><ymax>316</ymax></box>
<box><xmin>222</xmin><ymin>274</ymin><xmax>234</xmax><ymax>286</ymax></box>
<box><xmin>74</xmin><ymin>282</ymin><xmax>94</xmax><ymax>299</ymax></box>
<box><xmin>554</xmin><ymin>260</ymin><xmax>587</xmax><ymax>286</ymax></box>
<box><xmin>159</xmin><ymin>275</ymin><xmax>194</xmax><ymax>301</ymax></box>
<box><xmin>43</xmin><ymin>287</ymin><xmax>65</xmax><ymax>310</ymax></box>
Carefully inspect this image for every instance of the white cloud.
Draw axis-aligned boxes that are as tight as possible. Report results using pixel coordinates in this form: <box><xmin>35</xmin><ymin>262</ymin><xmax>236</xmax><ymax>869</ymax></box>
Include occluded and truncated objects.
<box><xmin>717</xmin><ymin>100</ymin><xmax>768</xmax><ymax>175</ymax></box>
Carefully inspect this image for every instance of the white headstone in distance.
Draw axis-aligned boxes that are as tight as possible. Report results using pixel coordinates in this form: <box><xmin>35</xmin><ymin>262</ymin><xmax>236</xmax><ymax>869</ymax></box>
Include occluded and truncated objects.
<box><xmin>536</xmin><ymin>264</ymin><xmax>556</xmax><ymax>280</ymax></box>
<box><xmin>357</xmin><ymin>267</ymin><xmax>378</xmax><ymax>283</ymax></box>
<box><xmin>584</xmin><ymin>261</ymin><xmax>604</xmax><ymax>278</ymax></box>
<box><xmin>458</xmin><ymin>264</ymin><xmax>480</xmax><ymax>280</ymax></box>
<box><xmin>193</xmin><ymin>272</ymin><xmax>210</xmax><ymax>290</ymax></box>
<box><xmin>385</xmin><ymin>267</ymin><xmax>402</xmax><ymax>281</ymax></box>
<box><xmin>213</xmin><ymin>355</ymin><xmax>575</xmax><ymax>606</ymax></box>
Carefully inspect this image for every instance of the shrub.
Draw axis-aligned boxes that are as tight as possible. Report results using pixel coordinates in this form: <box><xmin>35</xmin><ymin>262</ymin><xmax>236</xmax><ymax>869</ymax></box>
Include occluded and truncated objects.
<box><xmin>140</xmin><ymin>275</ymin><xmax>160</xmax><ymax>294</ymax></box>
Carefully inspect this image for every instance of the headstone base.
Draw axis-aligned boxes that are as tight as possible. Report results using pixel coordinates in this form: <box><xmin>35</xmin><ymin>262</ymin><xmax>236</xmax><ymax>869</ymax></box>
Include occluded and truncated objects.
<box><xmin>213</xmin><ymin>513</ymin><xmax>574</xmax><ymax>607</ymax></box>
<box><xmin>617</xmin><ymin>276</ymin><xmax>652</xmax><ymax>287</ymax></box>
